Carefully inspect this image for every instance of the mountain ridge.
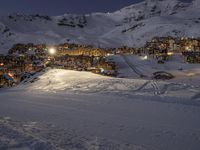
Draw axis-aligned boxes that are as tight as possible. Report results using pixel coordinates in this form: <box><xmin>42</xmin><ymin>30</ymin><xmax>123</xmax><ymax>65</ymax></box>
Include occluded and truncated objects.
<box><xmin>0</xmin><ymin>0</ymin><xmax>199</xmax><ymax>54</ymax></box>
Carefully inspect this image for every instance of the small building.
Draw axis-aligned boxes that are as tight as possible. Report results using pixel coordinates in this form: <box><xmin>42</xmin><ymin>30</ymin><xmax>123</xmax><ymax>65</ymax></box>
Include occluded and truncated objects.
<box><xmin>0</xmin><ymin>73</ymin><xmax>15</xmax><ymax>87</ymax></box>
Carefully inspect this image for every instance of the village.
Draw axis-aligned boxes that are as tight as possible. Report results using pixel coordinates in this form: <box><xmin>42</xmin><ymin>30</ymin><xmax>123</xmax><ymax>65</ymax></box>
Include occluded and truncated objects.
<box><xmin>143</xmin><ymin>37</ymin><xmax>200</xmax><ymax>63</ymax></box>
<box><xmin>114</xmin><ymin>36</ymin><xmax>200</xmax><ymax>64</ymax></box>
<box><xmin>1</xmin><ymin>36</ymin><xmax>200</xmax><ymax>88</ymax></box>
<box><xmin>0</xmin><ymin>43</ymin><xmax>117</xmax><ymax>88</ymax></box>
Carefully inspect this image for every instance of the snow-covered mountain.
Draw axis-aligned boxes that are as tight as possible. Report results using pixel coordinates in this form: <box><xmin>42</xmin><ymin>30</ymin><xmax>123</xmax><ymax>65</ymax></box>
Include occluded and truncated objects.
<box><xmin>0</xmin><ymin>0</ymin><xmax>199</xmax><ymax>53</ymax></box>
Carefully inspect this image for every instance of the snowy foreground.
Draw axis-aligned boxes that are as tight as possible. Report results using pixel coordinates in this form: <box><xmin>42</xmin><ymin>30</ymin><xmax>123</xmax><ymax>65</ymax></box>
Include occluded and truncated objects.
<box><xmin>1</xmin><ymin>55</ymin><xmax>200</xmax><ymax>150</ymax></box>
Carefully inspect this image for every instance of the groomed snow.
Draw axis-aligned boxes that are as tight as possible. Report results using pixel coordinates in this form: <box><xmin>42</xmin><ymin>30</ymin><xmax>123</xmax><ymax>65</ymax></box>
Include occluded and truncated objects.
<box><xmin>1</xmin><ymin>67</ymin><xmax>200</xmax><ymax>149</ymax></box>
<box><xmin>0</xmin><ymin>0</ymin><xmax>200</xmax><ymax>149</ymax></box>
<box><xmin>112</xmin><ymin>54</ymin><xmax>200</xmax><ymax>86</ymax></box>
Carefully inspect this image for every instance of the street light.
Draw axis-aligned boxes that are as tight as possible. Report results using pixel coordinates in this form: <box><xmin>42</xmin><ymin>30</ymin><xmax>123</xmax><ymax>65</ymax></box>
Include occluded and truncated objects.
<box><xmin>167</xmin><ymin>52</ymin><xmax>174</xmax><ymax>56</ymax></box>
<box><xmin>49</xmin><ymin>48</ymin><xmax>56</xmax><ymax>55</ymax></box>
<box><xmin>141</xmin><ymin>55</ymin><xmax>148</xmax><ymax>60</ymax></box>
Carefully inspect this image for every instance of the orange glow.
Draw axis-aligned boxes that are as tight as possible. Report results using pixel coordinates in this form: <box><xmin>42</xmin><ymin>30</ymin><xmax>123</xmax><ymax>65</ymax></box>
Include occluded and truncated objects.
<box><xmin>167</xmin><ymin>52</ymin><xmax>174</xmax><ymax>56</ymax></box>
<box><xmin>8</xmin><ymin>72</ymin><xmax>14</xmax><ymax>78</ymax></box>
<box><xmin>0</xmin><ymin>63</ymin><xmax>4</xmax><ymax>66</ymax></box>
<box><xmin>185</xmin><ymin>45</ymin><xmax>192</xmax><ymax>51</ymax></box>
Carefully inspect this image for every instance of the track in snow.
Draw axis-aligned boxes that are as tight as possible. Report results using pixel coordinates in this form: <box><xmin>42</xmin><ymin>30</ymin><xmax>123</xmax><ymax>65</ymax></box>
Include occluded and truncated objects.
<box><xmin>0</xmin><ymin>117</ymin><xmax>137</xmax><ymax>150</ymax></box>
<box><xmin>121</xmin><ymin>55</ymin><xmax>147</xmax><ymax>78</ymax></box>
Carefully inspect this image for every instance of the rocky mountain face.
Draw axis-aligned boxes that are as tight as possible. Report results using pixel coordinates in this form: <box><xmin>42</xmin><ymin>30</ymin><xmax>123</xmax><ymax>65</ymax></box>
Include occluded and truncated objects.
<box><xmin>0</xmin><ymin>0</ymin><xmax>199</xmax><ymax>53</ymax></box>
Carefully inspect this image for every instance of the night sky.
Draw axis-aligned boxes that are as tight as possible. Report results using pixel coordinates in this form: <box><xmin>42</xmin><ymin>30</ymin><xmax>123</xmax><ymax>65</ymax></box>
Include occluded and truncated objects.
<box><xmin>0</xmin><ymin>0</ymin><xmax>193</xmax><ymax>16</ymax></box>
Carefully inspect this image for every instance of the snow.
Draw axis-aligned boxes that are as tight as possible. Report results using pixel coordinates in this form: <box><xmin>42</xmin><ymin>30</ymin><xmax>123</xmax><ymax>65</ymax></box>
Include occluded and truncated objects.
<box><xmin>0</xmin><ymin>0</ymin><xmax>200</xmax><ymax>149</ymax></box>
<box><xmin>0</xmin><ymin>0</ymin><xmax>199</xmax><ymax>54</ymax></box>
<box><xmin>0</xmin><ymin>88</ymin><xmax>200</xmax><ymax>150</ymax></box>
<box><xmin>1</xmin><ymin>63</ymin><xmax>200</xmax><ymax>149</ymax></box>
<box><xmin>14</xmin><ymin>67</ymin><xmax>199</xmax><ymax>100</ymax></box>
<box><xmin>193</xmin><ymin>0</ymin><xmax>200</xmax><ymax>7</ymax></box>
<box><xmin>0</xmin><ymin>117</ymin><xmax>139</xmax><ymax>150</ymax></box>
<box><xmin>112</xmin><ymin>54</ymin><xmax>200</xmax><ymax>86</ymax></box>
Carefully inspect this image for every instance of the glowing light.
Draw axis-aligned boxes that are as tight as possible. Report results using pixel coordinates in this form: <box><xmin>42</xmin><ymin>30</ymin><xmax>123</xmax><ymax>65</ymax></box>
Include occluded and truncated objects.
<box><xmin>141</xmin><ymin>55</ymin><xmax>148</xmax><ymax>60</ymax></box>
<box><xmin>49</xmin><ymin>48</ymin><xmax>56</xmax><ymax>55</ymax></box>
<box><xmin>8</xmin><ymin>72</ymin><xmax>14</xmax><ymax>78</ymax></box>
<box><xmin>185</xmin><ymin>46</ymin><xmax>192</xmax><ymax>51</ymax></box>
<box><xmin>167</xmin><ymin>52</ymin><xmax>174</xmax><ymax>56</ymax></box>
<box><xmin>144</xmin><ymin>55</ymin><xmax>148</xmax><ymax>60</ymax></box>
<box><xmin>0</xmin><ymin>63</ymin><xmax>4</xmax><ymax>66</ymax></box>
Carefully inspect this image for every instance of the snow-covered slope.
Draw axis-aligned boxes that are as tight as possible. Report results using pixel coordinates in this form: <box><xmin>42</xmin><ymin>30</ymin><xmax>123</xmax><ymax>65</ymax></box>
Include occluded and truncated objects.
<box><xmin>193</xmin><ymin>0</ymin><xmax>200</xmax><ymax>7</ymax></box>
<box><xmin>1</xmin><ymin>62</ymin><xmax>200</xmax><ymax>150</ymax></box>
<box><xmin>17</xmin><ymin>68</ymin><xmax>200</xmax><ymax>102</ymax></box>
<box><xmin>0</xmin><ymin>0</ymin><xmax>199</xmax><ymax>53</ymax></box>
<box><xmin>1</xmin><ymin>68</ymin><xmax>200</xmax><ymax>150</ymax></box>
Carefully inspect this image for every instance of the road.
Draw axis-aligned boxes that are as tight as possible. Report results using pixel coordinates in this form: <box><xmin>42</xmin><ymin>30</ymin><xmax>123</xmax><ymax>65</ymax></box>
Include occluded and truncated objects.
<box><xmin>121</xmin><ymin>55</ymin><xmax>146</xmax><ymax>78</ymax></box>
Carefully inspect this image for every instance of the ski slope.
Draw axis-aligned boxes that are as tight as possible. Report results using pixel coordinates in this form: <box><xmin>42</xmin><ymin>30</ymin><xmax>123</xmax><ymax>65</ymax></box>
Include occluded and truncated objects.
<box><xmin>1</xmin><ymin>68</ymin><xmax>200</xmax><ymax>150</ymax></box>
<box><xmin>1</xmin><ymin>0</ymin><xmax>200</xmax><ymax>149</ymax></box>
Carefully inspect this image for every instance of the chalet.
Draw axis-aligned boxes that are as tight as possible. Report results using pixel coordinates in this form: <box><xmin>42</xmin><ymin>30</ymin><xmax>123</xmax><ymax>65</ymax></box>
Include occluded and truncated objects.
<box><xmin>0</xmin><ymin>67</ymin><xmax>8</xmax><ymax>75</ymax></box>
<box><xmin>0</xmin><ymin>73</ymin><xmax>15</xmax><ymax>87</ymax></box>
<box><xmin>0</xmin><ymin>42</ymin><xmax>118</xmax><ymax>87</ymax></box>
<box><xmin>182</xmin><ymin>51</ymin><xmax>200</xmax><ymax>63</ymax></box>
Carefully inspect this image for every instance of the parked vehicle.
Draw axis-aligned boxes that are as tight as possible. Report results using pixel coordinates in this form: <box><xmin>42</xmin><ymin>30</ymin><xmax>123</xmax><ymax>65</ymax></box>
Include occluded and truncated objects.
<box><xmin>153</xmin><ymin>71</ymin><xmax>174</xmax><ymax>80</ymax></box>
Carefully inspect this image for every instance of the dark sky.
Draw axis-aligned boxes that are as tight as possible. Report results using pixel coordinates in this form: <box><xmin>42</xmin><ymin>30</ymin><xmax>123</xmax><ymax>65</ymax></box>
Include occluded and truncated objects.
<box><xmin>0</xmin><ymin>0</ymin><xmax>193</xmax><ymax>16</ymax></box>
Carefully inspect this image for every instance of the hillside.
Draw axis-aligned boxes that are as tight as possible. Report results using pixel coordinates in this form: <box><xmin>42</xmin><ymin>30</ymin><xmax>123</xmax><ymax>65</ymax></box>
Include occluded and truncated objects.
<box><xmin>0</xmin><ymin>0</ymin><xmax>199</xmax><ymax>53</ymax></box>
<box><xmin>1</xmin><ymin>68</ymin><xmax>200</xmax><ymax>150</ymax></box>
